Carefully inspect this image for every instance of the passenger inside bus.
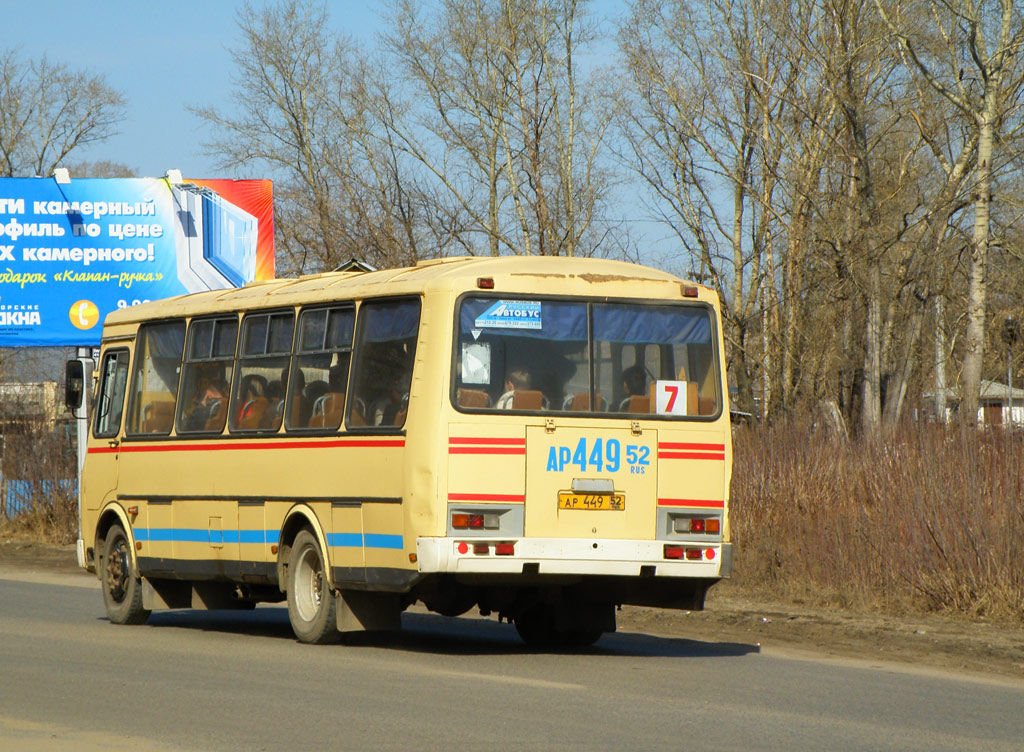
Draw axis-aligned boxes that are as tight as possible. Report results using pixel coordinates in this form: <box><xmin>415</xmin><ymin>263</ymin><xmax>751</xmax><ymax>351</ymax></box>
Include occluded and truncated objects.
<box><xmin>496</xmin><ymin>368</ymin><xmax>546</xmax><ymax>410</ymax></box>
<box><xmin>371</xmin><ymin>372</ymin><xmax>409</xmax><ymax>425</ymax></box>
<box><xmin>182</xmin><ymin>370</ymin><xmax>228</xmax><ymax>431</ymax></box>
<box><xmin>619</xmin><ymin>364</ymin><xmax>650</xmax><ymax>413</ymax></box>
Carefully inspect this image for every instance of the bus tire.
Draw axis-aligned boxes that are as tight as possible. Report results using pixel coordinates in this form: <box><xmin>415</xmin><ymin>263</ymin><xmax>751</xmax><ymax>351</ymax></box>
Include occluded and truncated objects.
<box><xmin>101</xmin><ymin>524</ymin><xmax>150</xmax><ymax>625</ymax></box>
<box><xmin>514</xmin><ymin>605</ymin><xmax>564</xmax><ymax>648</ymax></box>
<box><xmin>286</xmin><ymin>529</ymin><xmax>341</xmax><ymax>644</ymax></box>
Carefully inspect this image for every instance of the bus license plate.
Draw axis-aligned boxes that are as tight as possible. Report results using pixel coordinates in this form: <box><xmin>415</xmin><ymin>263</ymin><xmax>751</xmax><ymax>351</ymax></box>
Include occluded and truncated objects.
<box><xmin>558</xmin><ymin>492</ymin><xmax>625</xmax><ymax>511</ymax></box>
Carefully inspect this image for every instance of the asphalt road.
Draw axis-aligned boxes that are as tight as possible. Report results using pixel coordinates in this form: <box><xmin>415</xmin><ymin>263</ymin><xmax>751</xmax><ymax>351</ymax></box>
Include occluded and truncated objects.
<box><xmin>0</xmin><ymin>570</ymin><xmax>1021</xmax><ymax>751</ymax></box>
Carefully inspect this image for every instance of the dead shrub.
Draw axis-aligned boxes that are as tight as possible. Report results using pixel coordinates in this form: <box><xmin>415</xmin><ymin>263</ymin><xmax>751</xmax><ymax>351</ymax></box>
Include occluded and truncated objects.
<box><xmin>0</xmin><ymin>422</ymin><xmax>77</xmax><ymax>544</ymax></box>
<box><xmin>730</xmin><ymin>419</ymin><xmax>1024</xmax><ymax>624</ymax></box>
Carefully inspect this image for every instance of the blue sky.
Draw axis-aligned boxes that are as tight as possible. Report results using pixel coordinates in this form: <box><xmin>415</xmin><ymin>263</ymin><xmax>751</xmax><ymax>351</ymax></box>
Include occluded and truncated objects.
<box><xmin>0</xmin><ymin>1</ymin><xmax>383</xmax><ymax>177</ymax></box>
<box><xmin>2</xmin><ymin>1</ymin><xmax>629</xmax><ymax>179</ymax></box>
<box><xmin>1</xmin><ymin>1</ymin><xmax>682</xmax><ymax>268</ymax></box>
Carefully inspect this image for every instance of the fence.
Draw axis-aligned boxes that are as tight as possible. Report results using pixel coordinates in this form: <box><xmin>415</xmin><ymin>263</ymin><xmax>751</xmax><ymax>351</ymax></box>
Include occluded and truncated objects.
<box><xmin>2</xmin><ymin>479</ymin><xmax>77</xmax><ymax>518</ymax></box>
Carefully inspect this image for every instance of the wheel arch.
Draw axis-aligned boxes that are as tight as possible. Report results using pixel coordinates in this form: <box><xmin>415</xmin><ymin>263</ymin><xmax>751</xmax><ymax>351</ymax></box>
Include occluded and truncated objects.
<box><xmin>277</xmin><ymin>504</ymin><xmax>332</xmax><ymax>591</ymax></box>
<box><xmin>94</xmin><ymin>502</ymin><xmax>137</xmax><ymax>574</ymax></box>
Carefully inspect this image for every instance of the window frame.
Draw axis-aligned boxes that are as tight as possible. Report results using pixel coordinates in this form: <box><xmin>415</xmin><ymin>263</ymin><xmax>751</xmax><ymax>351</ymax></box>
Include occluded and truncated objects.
<box><xmin>286</xmin><ymin>303</ymin><xmax>356</xmax><ymax>433</ymax></box>
<box><xmin>229</xmin><ymin>309</ymin><xmax>296</xmax><ymax>434</ymax></box>
<box><xmin>93</xmin><ymin>347</ymin><xmax>131</xmax><ymax>439</ymax></box>
<box><xmin>449</xmin><ymin>292</ymin><xmax>723</xmax><ymax>422</ymax></box>
<box><xmin>176</xmin><ymin>315</ymin><xmax>240</xmax><ymax>435</ymax></box>
<box><xmin>346</xmin><ymin>296</ymin><xmax>422</xmax><ymax>433</ymax></box>
<box><xmin>124</xmin><ymin>319</ymin><xmax>187</xmax><ymax>437</ymax></box>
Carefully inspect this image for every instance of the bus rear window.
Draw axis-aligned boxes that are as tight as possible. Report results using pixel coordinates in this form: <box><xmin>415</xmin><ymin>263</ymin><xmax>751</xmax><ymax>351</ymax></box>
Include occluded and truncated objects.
<box><xmin>453</xmin><ymin>297</ymin><xmax>719</xmax><ymax>418</ymax></box>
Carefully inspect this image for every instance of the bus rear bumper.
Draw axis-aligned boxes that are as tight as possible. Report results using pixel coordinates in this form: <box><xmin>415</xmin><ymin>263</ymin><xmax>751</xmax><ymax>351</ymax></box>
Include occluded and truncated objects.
<box><xmin>417</xmin><ymin>537</ymin><xmax>731</xmax><ymax>579</ymax></box>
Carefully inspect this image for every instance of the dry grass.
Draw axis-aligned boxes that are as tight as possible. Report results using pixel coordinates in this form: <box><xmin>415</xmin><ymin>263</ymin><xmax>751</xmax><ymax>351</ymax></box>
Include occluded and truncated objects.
<box><xmin>731</xmin><ymin>419</ymin><xmax>1024</xmax><ymax>624</ymax></box>
<box><xmin>0</xmin><ymin>424</ymin><xmax>77</xmax><ymax>544</ymax></box>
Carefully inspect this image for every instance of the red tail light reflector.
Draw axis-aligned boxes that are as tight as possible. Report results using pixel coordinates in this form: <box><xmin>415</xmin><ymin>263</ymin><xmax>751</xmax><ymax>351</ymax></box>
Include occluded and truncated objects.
<box><xmin>664</xmin><ymin>544</ymin><xmax>684</xmax><ymax>559</ymax></box>
<box><xmin>452</xmin><ymin>513</ymin><xmax>486</xmax><ymax>529</ymax></box>
<box><xmin>690</xmin><ymin>519</ymin><xmax>706</xmax><ymax>533</ymax></box>
<box><xmin>705</xmin><ymin>548</ymin><xmax>716</xmax><ymax>560</ymax></box>
<box><xmin>495</xmin><ymin>542</ymin><xmax>515</xmax><ymax>556</ymax></box>
<box><xmin>472</xmin><ymin>543</ymin><xmax>489</xmax><ymax>554</ymax></box>
<box><xmin>685</xmin><ymin>548</ymin><xmax>702</xmax><ymax>560</ymax></box>
<box><xmin>477</xmin><ymin>277</ymin><xmax>495</xmax><ymax>289</ymax></box>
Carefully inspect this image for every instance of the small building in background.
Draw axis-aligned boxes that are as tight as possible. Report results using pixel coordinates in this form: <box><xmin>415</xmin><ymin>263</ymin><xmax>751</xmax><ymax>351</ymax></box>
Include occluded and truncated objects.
<box><xmin>923</xmin><ymin>379</ymin><xmax>1024</xmax><ymax>426</ymax></box>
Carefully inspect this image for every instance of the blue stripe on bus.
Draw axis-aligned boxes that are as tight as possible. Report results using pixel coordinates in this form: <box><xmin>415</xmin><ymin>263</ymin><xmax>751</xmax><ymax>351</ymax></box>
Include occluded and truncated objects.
<box><xmin>327</xmin><ymin>533</ymin><xmax>364</xmax><ymax>548</ymax></box>
<box><xmin>364</xmin><ymin>533</ymin><xmax>404</xmax><ymax>550</ymax></box>
<box><xmin>328</xmin><ymin>533</ymin><xmax>404</xmax><ymax>549</ymax></box>
<box><xmin>133</xmin><ymin>528</ymin><xmax>398</xmax><ymax>548</ymax></box>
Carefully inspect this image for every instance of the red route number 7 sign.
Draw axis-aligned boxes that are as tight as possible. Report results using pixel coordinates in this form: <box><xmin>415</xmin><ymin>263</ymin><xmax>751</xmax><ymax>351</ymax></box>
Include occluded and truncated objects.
<box><xmin>655</xmin><ymin>380</ymin><xmax>689</xmax><ymax>416</ymax></box>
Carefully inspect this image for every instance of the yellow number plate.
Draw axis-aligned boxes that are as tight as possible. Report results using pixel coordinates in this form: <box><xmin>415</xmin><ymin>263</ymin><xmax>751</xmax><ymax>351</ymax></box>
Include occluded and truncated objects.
<box><xmin>557</xmin><ymin>492</ymin><xmax>625</xmax><ymax>511</ymax></box>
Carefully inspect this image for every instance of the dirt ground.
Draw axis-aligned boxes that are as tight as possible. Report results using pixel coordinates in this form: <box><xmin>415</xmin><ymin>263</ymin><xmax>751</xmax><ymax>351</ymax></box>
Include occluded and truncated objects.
<box><xmin>3</xmin><ymin>539</ymin><xmax>1022</xmax><ymax>681</ymax></box>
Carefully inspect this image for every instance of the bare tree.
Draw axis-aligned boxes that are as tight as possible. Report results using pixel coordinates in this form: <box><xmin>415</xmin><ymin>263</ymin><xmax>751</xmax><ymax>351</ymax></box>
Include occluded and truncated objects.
<box><xmin>0</xmin><ymin>48</ymin><xmax>126</xmax><ymax>178</ymax></box>
<box><xmin>193</xmin><ymin>0</ymin><xmax>435</xmax><ymax>273</ymax></box>
<box><xmin>875</xmin><ymin>0</ymin><xmax>1024</xmax><ymax>424</ymax></box>
<box><xmin>385</xmin><ymin>0</ymin><xmax>616</xmax><ymax>256</ymax></box>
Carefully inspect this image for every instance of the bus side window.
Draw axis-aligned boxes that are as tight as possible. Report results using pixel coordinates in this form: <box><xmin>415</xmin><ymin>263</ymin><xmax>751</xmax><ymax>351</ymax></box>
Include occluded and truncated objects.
<box><xmin>178</xmin><ymin>317</ymin><xmax>238</xmax><ymax>434</ymax></box>
<box><xmin>288</xmin><ymin>305</ymin><xmax>354</xmax><ymax>431</ymax></box>
<box><xmin>349</xmin><ymin>299</ymin><xmax>421</xmax><ymax>429</ymax></box>
<box><xmin>230</xmin><ymin>311</ymin><xmax>293</xmax><ymax>433</ymax></box>
<box><xmin>125</xmin><ymin>321</ymin><xmax>185</xmax><ymax>436</ymax></box>
<box><xmin>94</xmin><ymin>349</ymin><xmax>130</xmax><ymax>438</ymax></box>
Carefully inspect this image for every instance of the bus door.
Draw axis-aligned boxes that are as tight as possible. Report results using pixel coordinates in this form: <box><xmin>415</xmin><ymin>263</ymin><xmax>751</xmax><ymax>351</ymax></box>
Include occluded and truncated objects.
<box><xmin>86</xmin><ymin>347</ymin><xmax>131</xmax><ymax>513</ymax></box>
<box><xmin>524</xmin><ymin>425</ymin><xmax>658</xmax><ymax>540</ymax></box>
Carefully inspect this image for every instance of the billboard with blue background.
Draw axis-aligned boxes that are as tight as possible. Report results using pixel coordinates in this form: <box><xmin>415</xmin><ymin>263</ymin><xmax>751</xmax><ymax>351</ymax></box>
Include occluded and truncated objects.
<box><xmin>0</xmin><ymin>176</ymin><xmax>274</xmax><ymax>346</ymax></box>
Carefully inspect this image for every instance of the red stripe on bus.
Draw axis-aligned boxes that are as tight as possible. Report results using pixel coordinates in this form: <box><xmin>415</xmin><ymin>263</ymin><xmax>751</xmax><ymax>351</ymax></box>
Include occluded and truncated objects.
<box><xmin>89</xmin><ymin>439</ymin><xmax>405</xmax><ymax>454</ymax></box>
<box><xmin>448</xmin><ymin>447</ymin><xmax>526</xmax><ymax>455</ymax></box>
<box><xmin>658</xmin><ymin>498</ymin><xmax>725</xmax><ymax>508</ymax></box>
<box><xmin>448</xmin><ymin>493</ymin><xmax>526</xmax><ymax>503</ymax></box>
<box><xmin>659</xmin><ymin>452</ymin><xmax>726</xmax><ymax>461</ymax></box>
<box><xmin>449</xmin><ymin>437</ymin><xmax>526</xmax><ymax>445</ymax></box>
<box><xmin>658</xmin><ymin>442</ymin><xmax>725</xmax><ymax>451</ymax></box>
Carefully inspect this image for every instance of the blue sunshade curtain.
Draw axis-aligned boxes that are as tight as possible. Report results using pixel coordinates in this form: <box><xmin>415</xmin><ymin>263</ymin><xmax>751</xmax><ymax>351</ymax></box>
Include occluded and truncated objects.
<box><xmin>461</xmin><ymin>298</ymin><xmax>711</xmax><ymax>344</ymax></box>
<box><xmin>460</xmin><ymin>298</ymin><xmax>588</xmax><ymax>341</ymax></box>
<box><xmin>363</xmin><ymin>300</ymin><xmax>421</xmax><ymax>342</ymax></box>
<box><xmin>594</xmin><ymin>304</ymin><xmax>711</xmax><ymax>344</ymax></box>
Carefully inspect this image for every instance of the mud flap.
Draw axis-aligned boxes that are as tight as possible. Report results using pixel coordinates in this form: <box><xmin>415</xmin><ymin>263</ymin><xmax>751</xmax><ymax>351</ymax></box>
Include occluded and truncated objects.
<box><xmin>142</xmin><ymin>578</ymin><xmax>252</xmax><ymax>610</ymax></box>
<box><xmin>336</xmin><ymin>590</ymin><xmax>402</xmax><ymax>633</ymax></box>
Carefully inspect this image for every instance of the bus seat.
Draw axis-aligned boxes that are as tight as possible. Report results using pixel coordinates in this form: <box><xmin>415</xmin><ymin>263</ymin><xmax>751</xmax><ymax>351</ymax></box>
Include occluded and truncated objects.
<box><xmin>698</xmin><ymin>396</ymin><xmax>716</xmax><ymax>415</ymax></box>
<box><xmin>262</xmin><ymin>398</ymin><xmax>283</xmax><ymax>429</ymax></box>
<box><xmin>289</xmin><ymin>393</ymin><xmax>311</xmax><ymax>427</ymax></box>
<box><xmin>686</xmin><ymin>382</ymin><xmax>699</xmax><ymax>415</ymax></box>
<box><xmin>620</xmin><ymin>394</ymin><xmax>651</xmax><ymax>413</ymax></box>
<box><xmin>238</xmin><ymin>397</ymin><xmax>268</xmax><ymax>429</ymax></box>
<box><xmin>457</xmin><ymin>388</ymin><xmax>489</xmax><ymax>408</ymax></box>
<box><xmin>565</xmin><ymin>392</ymin><xmax>603</xmax><ymax>411</ymax></box>
<box><xmin>512</xmin><ymin>390</ymin><xmax>544</xmax><ymax>410</ymax></box>
<box><xmin>310</xmin><ymin>392</ymin><xmax>344</xmax><ymax>428</ymax></box>
<box><xmin>142</xmin><ymin>401</ymin><xmax>174</xmax><ymax>433</ymax></box>
<box><xmin>203</xmin><ymin>400</ymin><xmax>226</xmax><ymax>432</ymax></box>
<box><xmin>349</xmin><ymin>406</ymin><xmax>367</xmax><ymax>427</ymax></box>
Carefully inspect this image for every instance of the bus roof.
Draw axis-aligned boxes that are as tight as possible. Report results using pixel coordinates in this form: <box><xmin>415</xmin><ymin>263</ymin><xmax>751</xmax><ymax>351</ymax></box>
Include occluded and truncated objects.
<box><xmin>103</xmin><ymin>255</ymin><xmax>706</xmax><ymax>329</ymax></box>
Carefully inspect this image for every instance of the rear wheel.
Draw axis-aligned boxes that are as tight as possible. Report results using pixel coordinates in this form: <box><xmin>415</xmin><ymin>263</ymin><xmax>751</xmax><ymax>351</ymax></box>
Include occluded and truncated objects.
<box><xmin>101</xmin><ymin>524</ymin><xmax>150</xmax><ymax>625</ymax></box>
<box><xmin>514</xmin><ymin>604</ymin><xmax>604</xmax><ymax>648</ymax></box>
<box><xmin>286</xmin><ymin>530</ymin><xmax>340</xmax><ymax>644</ymax></box>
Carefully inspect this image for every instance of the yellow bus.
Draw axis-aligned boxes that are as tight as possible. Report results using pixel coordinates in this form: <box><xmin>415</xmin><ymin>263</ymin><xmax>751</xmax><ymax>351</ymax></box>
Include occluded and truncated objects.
<box><xmin>75</xmin><ymin>256</ymin><xmax>732</xmax><ymax>646</ymax></box>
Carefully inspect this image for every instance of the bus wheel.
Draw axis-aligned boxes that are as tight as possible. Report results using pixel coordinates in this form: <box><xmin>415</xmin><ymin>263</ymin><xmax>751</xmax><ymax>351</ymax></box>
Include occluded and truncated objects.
<box><xmin>101</xmin><ymin>524</ymin><xmax>150</xmax><ymax>625</ymax></box>
<box><xmin>514</xmin><ymin>605</ymin><xmax>564</xmax><ymax>648</ymax></box>
<box><xmin>563</xmin><ymin>629</ymin><xmax>602</xmax><ymax>648</ymax></box>
<box><xmin>286</xmin><ymin>530</ymin><xmax>340</xmax><ymax>644</ymax></box>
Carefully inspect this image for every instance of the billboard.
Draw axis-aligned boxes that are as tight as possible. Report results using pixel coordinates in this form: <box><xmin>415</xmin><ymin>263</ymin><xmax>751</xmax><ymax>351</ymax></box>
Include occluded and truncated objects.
<box><xmin>0</xmin><ymin>177</ymin><xmax>274</xmax><ymax>346</ymax></box>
